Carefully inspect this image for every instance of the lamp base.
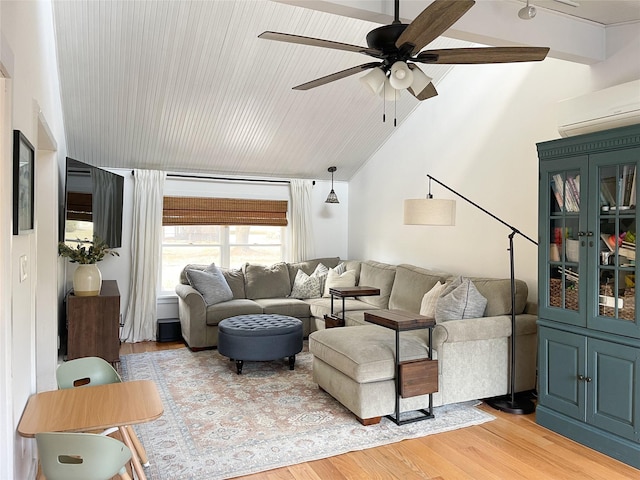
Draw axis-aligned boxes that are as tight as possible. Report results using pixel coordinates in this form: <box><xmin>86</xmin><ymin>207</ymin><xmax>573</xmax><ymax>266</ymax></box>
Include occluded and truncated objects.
<box><xmin>485</xmin><ymin>392</ymin><xmax>536</xmax><ymax>415</ymax></box>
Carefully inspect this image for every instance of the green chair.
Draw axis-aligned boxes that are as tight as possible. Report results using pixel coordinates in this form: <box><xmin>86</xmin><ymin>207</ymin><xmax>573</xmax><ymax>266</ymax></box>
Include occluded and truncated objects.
<box><xmin>36</xmin><ymin>432</ymin><xmax>132</xmax><ymax>480</ymax></box>
<box><xmin>55</xmin><ymin>356</ymin><xmax>121</xmax><ymax>389</ymax></box>
<box><xmin>56</xmin><ymin>357</ymin><xmax>150</xmax><ymax>468</ymax></box>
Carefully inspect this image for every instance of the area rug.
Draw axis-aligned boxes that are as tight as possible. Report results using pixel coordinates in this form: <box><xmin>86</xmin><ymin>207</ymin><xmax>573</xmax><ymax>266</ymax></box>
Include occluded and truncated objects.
<box><xmin>120</xmin><ymin>344</ymin><xmax>495</xmax><ymax>480</ymax></box>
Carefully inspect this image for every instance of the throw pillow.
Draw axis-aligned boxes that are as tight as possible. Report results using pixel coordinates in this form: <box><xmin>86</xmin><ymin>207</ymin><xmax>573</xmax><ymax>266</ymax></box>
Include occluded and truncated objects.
<box><xmin>419</xmin><ymin>281</ymin><xmax>445</xmax><ymax>318</ymax></box>
<box><xmin>435</xmin><ymin>276</ymin><xmax>487</xmax><ymax>322</ymax></box>
<box><xmin>323</xmin><ymin>268</ymin><xmax>357</xmax><ymax>297</ymax></box>
<box><xmin>186</xmin><ymin>264</ymin><xmax>233</xmax><ymax>306</ymax></box>
<box><xmin>243</xmin><ymin>262</ymin><xmax>291</xmax><ymax>299</ymax></box>
<box><xmin>333</xmin><ymin>262</ymin><xmax>347</xmax><ymax>275</ymax></box>
<box><xmin>312</xmin><ymin>262</ymin><xmax>329</xmax><ymax>293</ymax></box>
<box><xmin>290</xmin><ymin>269</ymin><xmax>322</xmax><ymax>299</ymax></box>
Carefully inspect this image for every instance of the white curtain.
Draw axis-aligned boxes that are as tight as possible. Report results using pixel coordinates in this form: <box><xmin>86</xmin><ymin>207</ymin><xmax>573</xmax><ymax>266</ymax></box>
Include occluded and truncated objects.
<box><xmin>121</xmin><ymin>169</ymin><xmax>166</xmax><ymax>342</ymax></box>
<box><xmin>289</xmin><ymin>179</ymin><xmax>314</xmax><ymax>262</ymax></box>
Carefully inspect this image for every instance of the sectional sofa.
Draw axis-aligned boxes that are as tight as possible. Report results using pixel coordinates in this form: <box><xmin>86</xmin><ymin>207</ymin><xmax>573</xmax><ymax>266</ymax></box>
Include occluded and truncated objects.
<box><xmin>175</xmin><ymin>258</ymin><xmax>538</xmax><ymax>416</ymax></box>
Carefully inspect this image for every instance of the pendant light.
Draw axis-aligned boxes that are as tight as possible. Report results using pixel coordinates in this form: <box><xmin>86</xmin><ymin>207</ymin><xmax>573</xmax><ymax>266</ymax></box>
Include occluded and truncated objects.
<box><xmin>325</xmin><ymin>166</ymin><xmax>339</xmax><ymax>204</ymax></box>
<box><xmin>518</xmin><ymin>0</ymin><xmax>537</xmax><ymax>19</ymax></box>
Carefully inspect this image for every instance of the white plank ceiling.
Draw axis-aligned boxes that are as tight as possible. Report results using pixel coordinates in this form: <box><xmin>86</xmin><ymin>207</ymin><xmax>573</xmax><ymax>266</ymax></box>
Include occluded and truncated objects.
<box><xmin>52</xmin><ymin>0</ymin><xmax>640</xmax><ymax>181</ymax></box>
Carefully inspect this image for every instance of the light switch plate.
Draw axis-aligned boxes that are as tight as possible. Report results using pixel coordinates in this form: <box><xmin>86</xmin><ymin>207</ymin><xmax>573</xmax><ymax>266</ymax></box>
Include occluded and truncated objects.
<box><xmin>20</xmin><ymin>255</ymin><xmax>27</xmax><ymax>282</ymax></box>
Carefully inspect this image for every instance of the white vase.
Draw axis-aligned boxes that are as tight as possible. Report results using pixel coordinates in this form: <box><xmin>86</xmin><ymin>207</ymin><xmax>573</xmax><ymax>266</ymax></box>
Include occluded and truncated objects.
<box><xmin>73</xmin><ymin>264</ymin><xmax>102</xmax><ymax>296</ymax></box>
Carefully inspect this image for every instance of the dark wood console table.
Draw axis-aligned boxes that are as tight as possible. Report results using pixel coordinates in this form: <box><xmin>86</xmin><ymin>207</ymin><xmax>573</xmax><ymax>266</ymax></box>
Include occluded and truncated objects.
<box><xmin>66</xmin><ymin>280</ymin><xmax>121</xmax><ymax>363</ymax></box>
<box><xmin>325</xmin><ymin>286</ymin><xmax>380</xmax><ymax>328</ymax></box>
<box><xmin>364</xmin><ymin>309</ymin><xmax>437</xmax><ymax>425</ymax></box>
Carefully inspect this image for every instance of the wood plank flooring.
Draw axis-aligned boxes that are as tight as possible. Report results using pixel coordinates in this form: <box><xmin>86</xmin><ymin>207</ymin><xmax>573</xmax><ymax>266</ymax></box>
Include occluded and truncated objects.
<box><xmin>121</xmin><ymin>340</ymin><xmax>640</xmax><ymax>479</ymax></box>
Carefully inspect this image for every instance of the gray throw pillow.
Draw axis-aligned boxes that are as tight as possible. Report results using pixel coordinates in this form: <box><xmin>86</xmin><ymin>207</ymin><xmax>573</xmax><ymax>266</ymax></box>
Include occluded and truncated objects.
<box><xmin>290</xmin><ymin>269</ymin><xmax>322</xmax><ymax>299</ymax></box>
<box><xmin>435</xmin><ymin>276</ymin><xmax>487</xmax><ymax>322</ymax></box>
<box><xmin>186</xmin><ymin>264</ymin><xmax>233</xmax><ymax>306</ymax></box>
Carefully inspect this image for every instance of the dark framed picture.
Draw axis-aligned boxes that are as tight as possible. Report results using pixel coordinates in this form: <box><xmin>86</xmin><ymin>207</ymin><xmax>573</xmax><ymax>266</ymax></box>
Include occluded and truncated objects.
<box><xmin>13</xmin><ymin>130</ymin><xmax>35</xmax><ymax>235</ymax></box>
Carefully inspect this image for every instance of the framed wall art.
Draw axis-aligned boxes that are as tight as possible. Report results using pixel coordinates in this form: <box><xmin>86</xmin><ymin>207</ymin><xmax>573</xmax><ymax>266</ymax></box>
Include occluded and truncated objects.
<box><xmin>13</xmin><ymin>130</ymin><xmax>35</xmax><ymax>235</ymax></box>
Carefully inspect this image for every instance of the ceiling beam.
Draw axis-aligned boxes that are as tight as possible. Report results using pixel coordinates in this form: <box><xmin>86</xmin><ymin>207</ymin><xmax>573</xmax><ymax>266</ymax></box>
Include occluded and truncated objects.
<box><xmin>274</xmin><ymin>0</ymin><xmax>606</xmax><ymax>64</ymax></box>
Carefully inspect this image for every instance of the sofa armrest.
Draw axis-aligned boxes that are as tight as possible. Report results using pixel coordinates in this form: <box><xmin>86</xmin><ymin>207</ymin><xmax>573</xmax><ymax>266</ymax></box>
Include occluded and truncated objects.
<box><xmin>435</xmin><ymin>315</ymin><xmax>512</xmax><ymax>344</ymax></box>
<box><xmin>428</xmin><ymin>315</ymin><xmax>512</xmax><ymax>348</ymax></box>
<box><xmin>175</xmin><ymin>284</ymin><xmax>207</xmax><ymax>348</ymax></box>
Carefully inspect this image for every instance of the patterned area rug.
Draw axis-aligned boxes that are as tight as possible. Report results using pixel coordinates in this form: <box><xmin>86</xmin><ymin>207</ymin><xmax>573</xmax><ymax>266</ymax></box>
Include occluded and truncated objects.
<box><xmin>121</xmin><ymin>344</ymin><xmax>495</xmax><ymax>480</ymax></box>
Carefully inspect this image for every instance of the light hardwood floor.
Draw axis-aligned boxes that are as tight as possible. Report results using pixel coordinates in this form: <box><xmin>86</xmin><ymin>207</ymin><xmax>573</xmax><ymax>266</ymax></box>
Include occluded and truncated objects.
<box><xmin>122</xmin><ymin>340</ymin><xmax>640</xmax><ymax>479</ymax></box>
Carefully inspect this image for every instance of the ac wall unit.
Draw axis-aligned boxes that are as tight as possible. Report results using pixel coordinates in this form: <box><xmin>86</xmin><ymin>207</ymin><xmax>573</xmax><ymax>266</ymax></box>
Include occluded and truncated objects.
<box><xmin>557</xmin><ymin>79</ymin><xmax>640</xmax><ymax>138</ymax></box>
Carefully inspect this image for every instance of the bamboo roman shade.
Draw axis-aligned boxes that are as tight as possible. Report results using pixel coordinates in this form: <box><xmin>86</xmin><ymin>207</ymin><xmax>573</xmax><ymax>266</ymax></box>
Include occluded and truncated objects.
<box><xmin>163</xmin><ymin>197</ymin><xmax>288</xmax><ymax>226</ymax></box>
<box><xmin>66</xmin><ymin>192</ymin><xmax>92</xmax><ymax>221</ymax></box>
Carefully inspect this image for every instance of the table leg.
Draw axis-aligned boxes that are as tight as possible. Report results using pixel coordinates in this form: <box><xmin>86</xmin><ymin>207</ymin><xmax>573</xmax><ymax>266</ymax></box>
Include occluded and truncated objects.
<box><xmin>428</xmin><ymin>327</ymin><xmax>434</xmax><ymax>417</ymax></box>
<box><xmin>394</xmin><ymin>330</ymin><xmax>401</xmax><ymax>422</ymax></box>
<box><xmin>126</xmin><ymin>425</ymin><xmax>150</xmax><ymax>467</ymax></box>
<box><xmin>120</xmin><ymin>425</ymin><xmax>147</xmax><ymax>480</ymax></box>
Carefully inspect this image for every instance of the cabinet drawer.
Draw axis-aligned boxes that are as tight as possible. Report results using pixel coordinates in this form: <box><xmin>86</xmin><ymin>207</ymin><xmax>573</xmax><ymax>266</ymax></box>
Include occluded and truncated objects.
<box><xmin>399</xmin><ymin>359</ymin><xmax>438</xmax><ymax>398</ymax></box>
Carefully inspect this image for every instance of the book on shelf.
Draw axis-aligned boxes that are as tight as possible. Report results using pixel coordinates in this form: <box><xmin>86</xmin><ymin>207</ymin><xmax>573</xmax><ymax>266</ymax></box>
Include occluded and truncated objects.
<box><xmin>622</xmin><ymin>165</ymin><xmax>634</xmax><ymax>206</ymax></box>
<box><xmin>619</xmin><ymin>246</ymin><xmax>636</xmax><ymax>260</ymax></box>
<box><xmin>551</xmin><ymin>174</ymin><xmax>580</xmax><ymax>212</ymax></box>
<box><xmin>551</xmin><ymin>174</ymin><xmax>564</xmax><ymax>211</ymax></box>
<box><xmin>600</xmin><ymin>166</ymin><xmax>636</xmax><ymax>209</ymax></box>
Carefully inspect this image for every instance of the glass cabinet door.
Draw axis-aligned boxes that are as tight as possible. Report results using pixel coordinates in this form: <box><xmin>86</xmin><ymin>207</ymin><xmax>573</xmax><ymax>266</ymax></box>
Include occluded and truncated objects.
<box><xmin>540</xmin><ymin>160</ymin><xmax>587</xmax><ymax>326</ymax></box>
<box><xmin>589</xmin><ymin>151</ymin><xmax>639</xmax><ymax>338</ymax></box>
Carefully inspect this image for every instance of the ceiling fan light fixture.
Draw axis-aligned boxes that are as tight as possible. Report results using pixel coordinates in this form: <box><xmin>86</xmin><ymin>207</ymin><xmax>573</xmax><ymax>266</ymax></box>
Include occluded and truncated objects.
<box><xmin>360</xmin><ymin>67</ymin><xmax>386</xmax><ymax>95</ymax></box>
<box><xmin>408</xmin><ymin>65</ymin><xmax>433</xmax><ymax>95</ymax></box>
<box><xmin>518</xmin><ymin>1</ymin><xmax>537</xmax><ymax>19</ymax></box>
<box><xmin>389</xmin><ymin>61</ymin><xmax>414</xmax><ymax>90</ymax></box>
<box><xmin>380</xmin><ymin>77</ymin><xmax>401</xmax><ymax>100</ymax></box>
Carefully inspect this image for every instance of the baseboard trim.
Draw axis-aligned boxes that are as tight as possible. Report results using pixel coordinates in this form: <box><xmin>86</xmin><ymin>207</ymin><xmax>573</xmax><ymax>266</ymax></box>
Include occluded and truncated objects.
<box><xmin>536</xmin><ymin>405</ymin><xmax>640</xmax><ymax>469</ymax></box>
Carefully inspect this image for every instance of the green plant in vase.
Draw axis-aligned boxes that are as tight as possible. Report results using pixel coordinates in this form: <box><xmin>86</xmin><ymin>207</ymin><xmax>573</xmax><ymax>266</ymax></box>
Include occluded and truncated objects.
<box><xmin>58</xmin><ymin>236</ymin><xmax>119</xmax><ymax>296</ymax></box>
<box><xmin>58</xmin><ymin>236</ymin><xmax>119</xmax><ymax>264</ymax></box>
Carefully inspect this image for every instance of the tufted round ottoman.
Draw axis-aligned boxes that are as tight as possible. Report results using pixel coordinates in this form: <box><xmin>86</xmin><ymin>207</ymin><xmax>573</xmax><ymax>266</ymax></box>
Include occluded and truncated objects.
<box><xmin>218</xmin><ymin>314</ymin><xmax>303</xmax><ymax>374</ymax></box>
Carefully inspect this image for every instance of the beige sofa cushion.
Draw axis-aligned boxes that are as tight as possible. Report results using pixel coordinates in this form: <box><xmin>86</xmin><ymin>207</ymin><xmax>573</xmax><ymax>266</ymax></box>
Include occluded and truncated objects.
<box><xmin>389</xmin><ymin>264</ymin><xmax>446</xmax><ymax>313</ymax></box>
<box><xmin>205</xmin><ymin>299</ymin><xmax>262</xmax><ymax>326</ymax></box>
<box><xmin>253</xmin><ymin>298</ymin><xmax>311</xmax><ymax>318</ymax></box>
<box><xmin>243</xmin><ymin>262</ymin><xmax>291</xmax><ymax>299</ymax></box>
<box><xmin>356</xmin><ymin>261</ymin><xmax>396</xmax><ymax>308</ymax></box>
<box><xmin>221</xmin><ymin>267</ymin><xmax>246</xmax><ymax>299</ymax></box>
<box><xmin>309</xmin><ymin>325</ymin><xmax>430</xmax><ymax>384</ymax></box>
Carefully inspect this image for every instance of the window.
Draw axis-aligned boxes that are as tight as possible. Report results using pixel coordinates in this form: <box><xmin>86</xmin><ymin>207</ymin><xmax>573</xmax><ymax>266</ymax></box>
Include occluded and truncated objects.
<box><xmin>160</xmin><ymin>197</ymin><xmax>287</xmax><ymax>293</ymax></box>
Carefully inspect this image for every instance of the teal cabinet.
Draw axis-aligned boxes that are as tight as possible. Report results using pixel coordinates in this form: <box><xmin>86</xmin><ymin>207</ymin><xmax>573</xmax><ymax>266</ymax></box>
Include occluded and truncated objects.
<box><xmin>537</xmin><ymin>124</ymin><xmax>640</xmax><ymax>468</ymax></box>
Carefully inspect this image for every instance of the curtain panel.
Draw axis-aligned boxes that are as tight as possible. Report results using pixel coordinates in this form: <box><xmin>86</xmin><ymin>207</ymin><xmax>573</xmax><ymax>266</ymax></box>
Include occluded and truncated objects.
<box><xmin>289</xmin><ymin>179</ymin><xmax>314</xmax><ymax>262</ymax></box>
<box><xmin>122</xmin><ymin>169</ymin><xmax>166</xmax><ymax>343</ymax></box>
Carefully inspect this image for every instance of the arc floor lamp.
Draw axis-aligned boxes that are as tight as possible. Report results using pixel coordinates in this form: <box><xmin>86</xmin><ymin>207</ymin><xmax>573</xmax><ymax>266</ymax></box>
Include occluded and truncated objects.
<box><xmin>404</xmin><ymin>174</ymin><xmax>538</xmax><ymax>414</ymax></box>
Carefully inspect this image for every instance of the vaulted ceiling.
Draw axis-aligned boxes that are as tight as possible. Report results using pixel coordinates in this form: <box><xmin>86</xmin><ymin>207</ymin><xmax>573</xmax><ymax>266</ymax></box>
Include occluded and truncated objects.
<box><xmin>52</xmin><ymin>0</ymin><xmax>640</xmax><ymax>181</ymax></box>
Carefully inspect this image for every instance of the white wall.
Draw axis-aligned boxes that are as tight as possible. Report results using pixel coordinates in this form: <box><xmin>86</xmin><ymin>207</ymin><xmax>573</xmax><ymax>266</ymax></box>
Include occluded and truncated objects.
<box><xmin>61</xmin><ymin>172</ymin><xmax>349</xmax><ymax>324</ymax></box>
<box><xmin>0</xmin><ymin>1</ymin><xmax>67</xmax><ymax>479</ymax></box>
<box><xmin>348</xmin><ymin>57</ymin><xmax>594</xmax><ymax>303</ymax></box>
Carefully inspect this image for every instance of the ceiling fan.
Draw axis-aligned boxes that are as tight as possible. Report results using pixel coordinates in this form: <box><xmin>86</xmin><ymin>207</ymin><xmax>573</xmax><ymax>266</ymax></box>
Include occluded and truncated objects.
<box><xmin>259</xmin><ymin>0</ymin><xmax>550</xmax><ymax>101</ymax></box>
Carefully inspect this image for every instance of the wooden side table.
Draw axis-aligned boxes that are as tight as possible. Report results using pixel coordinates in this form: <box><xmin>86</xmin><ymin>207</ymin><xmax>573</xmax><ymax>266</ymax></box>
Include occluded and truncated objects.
<box><xmin>66</xmin><ymin>280</ymin><xmax>121</xmax><ymax>363</ymax></box>
<box><xmin>364</xmin><ymin>309</ymin><xmax>437</xmax><ymax>425</ymax></box>
<box><xmin>325</xmin><ymin>286</ymin><xmax>381</xmax><ymax>328</ymax></box>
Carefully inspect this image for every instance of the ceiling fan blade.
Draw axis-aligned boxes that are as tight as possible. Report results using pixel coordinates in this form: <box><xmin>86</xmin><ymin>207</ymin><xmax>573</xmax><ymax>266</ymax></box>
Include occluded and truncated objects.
<box><xmin>396</xmin><ymin>0</ymin><xmax>475</xmax><ymax>55</ymax></box>
<box><xmin>415</xmin><ymin>47</ymin><xmax>550</xmax><ymax>64</ymax></box>
<box><xmin>293</xmin><ymin>63</ymin><xmax>381</xmax><ymax>91</ymax></box>
<box><xmin>259</xmin><ymin>31</ymin><xmax>382</xmax><ymax>57</ymax></box>
<box><xmin>408</xmin><ymin>83</ymin><xmax>438</xmax><ymax>101</ymax></box>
